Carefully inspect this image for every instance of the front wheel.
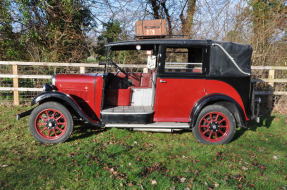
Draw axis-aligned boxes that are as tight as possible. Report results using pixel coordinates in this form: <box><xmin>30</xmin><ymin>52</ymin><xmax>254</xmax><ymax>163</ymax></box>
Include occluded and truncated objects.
<box><xmin>29</xmin><ymin>102</ymin><xmax>73</xmax><ymax>143</ymax></box>
<box><xmin>193</xmin><ymin>105</ymin><xmax>236</xmax><ymax>144</ymax></box>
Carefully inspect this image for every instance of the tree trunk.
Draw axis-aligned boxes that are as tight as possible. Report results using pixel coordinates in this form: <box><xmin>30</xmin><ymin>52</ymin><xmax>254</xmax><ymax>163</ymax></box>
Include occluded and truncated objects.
<box><xmin>160</xmin><ymin>1</ymin><xmax>172</xmax><ymax>35</ymax></box>
<box><xmin>180</xmin><ymin>0</ymin><xmax>196</xmax><ymax>36</ymax></box>
<box><xmin>149</xmin><ymin>0</ymin><xmax>160</xmax><ymax>19</ymax></box>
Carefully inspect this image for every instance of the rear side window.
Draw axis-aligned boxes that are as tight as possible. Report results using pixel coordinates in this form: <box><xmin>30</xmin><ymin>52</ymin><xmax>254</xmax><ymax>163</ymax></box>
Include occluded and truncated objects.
<box><xmin>164</xmin><ymin>47</ymin><xmax>203</xmax><ymax>73</ymax></box>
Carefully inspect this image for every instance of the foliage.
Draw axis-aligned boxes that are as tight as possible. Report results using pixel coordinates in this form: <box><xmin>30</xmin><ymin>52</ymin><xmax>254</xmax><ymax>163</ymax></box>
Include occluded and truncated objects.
<box><xmin>0</xmin><ymin>106</ymin><xmax>286</xmax><ymax>189</ymax></box>
<box><xmin>0</xmin><ymin>0</ymin><xmax>27</xmax><ymax>60</ymax></box>
<box><xmin>94</xmin><ymin>20</ymin><xmax>124</xmax><ymax>62</ymax></box>
<box><xmin>1</xmin><ymin>0</ymin><xmax>95</xmax><ymax>62</ymax></box>
<box><xmin>248</xmin><ymin>0</ymin><xmax>287</xmax><ymax>65</ymax></box>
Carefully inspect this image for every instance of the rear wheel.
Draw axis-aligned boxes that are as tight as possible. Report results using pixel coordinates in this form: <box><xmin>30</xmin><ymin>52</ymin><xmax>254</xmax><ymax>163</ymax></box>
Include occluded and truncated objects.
<box><xmin>193</xmin><ymin>105</ymin><xmax>236</xmax><ymax>144</ymax></box>
<box><xmin>29</xmin><ymin>102</ymin><xmax>73</xmax><ymax>143</ymax></box>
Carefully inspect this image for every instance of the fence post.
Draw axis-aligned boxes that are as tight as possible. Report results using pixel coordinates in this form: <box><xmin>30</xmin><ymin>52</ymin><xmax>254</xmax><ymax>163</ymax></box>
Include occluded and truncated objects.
<box><xmin>80</xmin><ymin>66</ymin><xmax>85</xmax><ymax>74</ymax></box>
<box><xmin>268</xmin><ymin>69</ymin><xmax>275</xmax><ymax>109</ymax></box>
<box><xmin>13</xmin><ymin>64</ymin><xmax>19</xmax><ymax>106</ymax></box>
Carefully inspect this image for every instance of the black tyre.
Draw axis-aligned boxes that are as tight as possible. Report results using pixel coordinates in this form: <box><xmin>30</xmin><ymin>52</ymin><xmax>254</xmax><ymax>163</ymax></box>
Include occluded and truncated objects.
<box><xmin>193</xmin><ymin>105</ymin><xmax>236</xmax><ymax>145</ymax></box>
<box><xmin>29</xmin><ymin>102</ymin><xmax>73</xmax><ymax>143</ymax></box>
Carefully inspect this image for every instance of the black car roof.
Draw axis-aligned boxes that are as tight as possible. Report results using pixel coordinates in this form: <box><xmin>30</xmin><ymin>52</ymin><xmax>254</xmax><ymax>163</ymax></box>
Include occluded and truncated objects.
<box><xmin>105</xmin><ymin>38</ymin><xmax>253</xmax><ymax>77</ymax></box>
<box><xmin>105</xmin><ymin>39</ymin><xmax>213</xmax><ymax>50</ymax></box>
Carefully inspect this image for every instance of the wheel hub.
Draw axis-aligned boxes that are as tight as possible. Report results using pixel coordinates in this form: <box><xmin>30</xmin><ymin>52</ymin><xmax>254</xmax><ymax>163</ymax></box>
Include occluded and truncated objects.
<box><xmin>209</xmin><ymin>121</ymin><xmax>220</xmax><ymax>132</ymax></box>
<box><xmin>46</xmin><ymin>119</ymin><xmax>57</xmax><ymax>129</ymax></box>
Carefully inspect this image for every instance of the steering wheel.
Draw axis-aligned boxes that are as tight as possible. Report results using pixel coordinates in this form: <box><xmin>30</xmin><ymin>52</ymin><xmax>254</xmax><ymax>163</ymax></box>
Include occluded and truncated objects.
<box><xmin>110</xmin><ymin>61</ymin><xmax>128</xmax><ymax>78</ymax></box>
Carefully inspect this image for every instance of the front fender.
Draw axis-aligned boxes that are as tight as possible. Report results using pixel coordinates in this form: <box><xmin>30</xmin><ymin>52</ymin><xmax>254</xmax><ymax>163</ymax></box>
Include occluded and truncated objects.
<box><xmin>32</xmin><ymin>91</ymin><xmax>102</xmax><ymax>127</ymax></box>
<box><xmin>190</xmin><ymin>93</ymin><xmax>246</xmax><ymax>128</ymax></box>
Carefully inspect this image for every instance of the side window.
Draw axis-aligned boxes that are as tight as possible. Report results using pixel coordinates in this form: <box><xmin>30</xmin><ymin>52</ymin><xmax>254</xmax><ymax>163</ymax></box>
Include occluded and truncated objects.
<box><xmin>164</xmin><ymin>47</ymin><xmax>203</xmax><ymax>73</ymax></box>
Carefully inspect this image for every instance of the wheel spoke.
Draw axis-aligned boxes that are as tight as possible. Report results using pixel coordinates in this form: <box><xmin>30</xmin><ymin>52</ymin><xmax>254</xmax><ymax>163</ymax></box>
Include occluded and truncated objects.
<box><xmin>37</xmin><ymin>123</ymin><xmax>46</xmax><ymax>126</ymax></box>
<box><xmin>209</xmin><ymin>114</ymin><xmax>213</xmax><ymax>121</ymax></box>
<box><xmin>214</xmin><ymin>132</ymin><xmax>218</xmax><ymax>138</ymax></box>
<box><xmin>52</xmin><ymin>111</ymin><xmax>56</xmax><ymax>119</ymax></box>
<box><xmin>203</xmin><ymin>118</ymin><xmax>210</xmax><ymax>124</ymax></box>
<box><xmin>40</xmin><ymin>128</ymin><xmax>47</xmax><ymax>133</ymax></box>
<box><xmin>219</xmin><ymin>125</ymin><xmax>227</xmax><ymax>128</ymax></box>
<box><xmin>39</xmin><ymin>116</ymin><xmax>47</xmax><ymax>122</ymax></box>
<box><xmin>208</xmin><ymin>132</ymin><xmax>212</xmax><ymax>139</ymax></box>
<box><xmin>45</xmin><ymin>111</ymin><xmax>50</xmax><ymax>119</ymax></box>
<box><xmin>215</xmin><ymin>114</ymin><xmax>219</xmax><ymax>121</ymax></box>
<box><xmin>200</xmin><ymin>125</ymin><xmax>208</xmax><ymax>128</ymax></box>
<box><xmin>218</xmin><ymin>119</ymin><xmax>226</xmax><ymax>124</ymax></box>
<box><xmin>218</xmin><ymin>130</ymin><xmax>224</xmax><ymax>135</ymax></box>
<box><xmin>56</xmin><ymin>127</ymin><xmax>63</xmax><ymax>132</ymax></box>
<box><xmin>56</xmin><ymin>116</ymin><xmax>63</xmax><ymax>121</ymax></box>
<box><xmin>48</xmin><ymin>130</ymin><xmax>51</xmax><ymax>137</ymax></box>
<box><xmin>202</xmin><ymin>130</ymin><xmax>209</xmax><ymax>135</ymax></box>
<box><xmin>53</xmin><ymin>129</ymin><xmax>58</xmax><ymax>137</ymax></box>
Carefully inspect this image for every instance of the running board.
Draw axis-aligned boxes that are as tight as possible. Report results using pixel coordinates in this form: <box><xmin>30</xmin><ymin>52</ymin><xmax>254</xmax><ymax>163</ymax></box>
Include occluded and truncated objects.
<box><xmin>132</xmin><ymin>128</ymin><xmax>184</xmax><ymax>133</ymax></box>
<box><xmin>105</xmin><ymin>122</ymin><xmax>190</xmax><ymax>129</ymax></box>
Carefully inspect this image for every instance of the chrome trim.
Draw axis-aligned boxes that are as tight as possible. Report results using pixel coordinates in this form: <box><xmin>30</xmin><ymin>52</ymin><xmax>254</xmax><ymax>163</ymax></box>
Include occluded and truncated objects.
<box><xmin>52</xmin><ymin>75</ymin><xmax>56</xmax><ymax>86</ymax></box>
<box><xmin>105</xmin><ymin>122</ymin><xmax>190</xmax><ymax>128</ymax></box>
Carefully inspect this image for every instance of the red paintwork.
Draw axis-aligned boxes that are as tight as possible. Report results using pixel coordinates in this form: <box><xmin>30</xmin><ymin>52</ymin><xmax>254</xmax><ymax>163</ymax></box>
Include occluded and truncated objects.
<box><xmin>55</xmin><ymin>74</ymin><xmax>98</xmax><ymax>119</ymax></box>
<box><xmin>105</xmin><ymin>89</ymin><xmax>131</xmax><ymax>106</ymax></box>
<box><xmin>206</xmin><ymin>80</ymin><xmax>248</xmax><ymax>120</ymax></box>
<box><xmin>55</xmin><ymin>73</ymin><xmax>248</xmax><ymax>124</ymax></box>
<box><xmin>154</xmin><ymin>78</ymin><xmax>248</xmax><ymax>122</ymax></box>
<box><xmin>95</xmin><ymin>76</ymin><xmax>104</xmax><ymax>118</ymax></box>
<box><xmin>35</xmin><ymin>108</ymin><xmax>67</xmax><ymax>140</ymax></box>
<box><xmin>154</xmin><ymin>78</ymin><xmax>206</xmax><ymax>122</ymax></box>
<box><xmin>199</xmin><ymin>111</ymin><xmax>230</xmax><ymax>142</ymax></box>
<box><xmin>114</xmin><ymin>72</ymin><xmax>153</xmax><ymax>87</ymax></box>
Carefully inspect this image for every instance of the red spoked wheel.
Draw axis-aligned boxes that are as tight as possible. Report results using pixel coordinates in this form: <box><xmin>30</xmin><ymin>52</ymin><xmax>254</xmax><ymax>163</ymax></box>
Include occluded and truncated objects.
<box><xmin>198</xmin><ymin>112</ymin><xmax>230</xmax><ymax>143</ymax></box>
<box><xmin>29</xmin><ymin>102</ymin><xmax>73</xmax><ymax>143</ymax></box>
<box><xmin>193</xmin><ymin>105</ymin><xmax>236</xmax><ymax>144</ymax></box>
<box><xmin>35</xmin><ymin>109</ymin><xmax>67</xmax><ymax>140</ymax></box>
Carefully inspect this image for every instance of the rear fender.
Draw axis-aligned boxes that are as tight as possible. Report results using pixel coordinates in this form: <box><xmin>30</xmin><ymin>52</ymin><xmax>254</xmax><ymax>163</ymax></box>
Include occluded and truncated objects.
<box><xmin>32</xmin><ymin>91</ymin><xmax>102</xmax><ymax>127</ymax></box>
<box><xmin>190</xmin><ymin>94</ymin><xmax>246</xmax><ymax>128</ymax></box>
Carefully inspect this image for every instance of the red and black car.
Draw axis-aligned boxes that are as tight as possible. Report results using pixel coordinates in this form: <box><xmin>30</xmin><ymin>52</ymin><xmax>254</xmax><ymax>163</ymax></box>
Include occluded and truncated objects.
<box><xmin>17</xmin><ymin>39</ymin><xmax>261</xmax><ymax>144</ymax></box>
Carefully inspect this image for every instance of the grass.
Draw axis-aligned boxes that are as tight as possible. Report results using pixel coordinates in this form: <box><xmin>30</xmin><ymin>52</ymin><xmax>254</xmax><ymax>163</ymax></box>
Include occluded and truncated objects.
<box><xmin>0</xmin><ymin>105</ymin><xmax>286</xmax><ymax>189</ymax></box>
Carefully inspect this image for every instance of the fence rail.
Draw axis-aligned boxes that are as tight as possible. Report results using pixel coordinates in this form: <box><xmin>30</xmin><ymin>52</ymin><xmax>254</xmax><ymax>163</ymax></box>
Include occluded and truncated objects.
<box><xmin>0</xmin><ymin>61</ymin><xmax>286</xmax><ymax>106</ymax></box>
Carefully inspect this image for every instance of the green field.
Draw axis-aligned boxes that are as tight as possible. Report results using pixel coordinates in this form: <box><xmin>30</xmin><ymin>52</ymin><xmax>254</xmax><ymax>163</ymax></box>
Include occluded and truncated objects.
<box><xmin>0</xmin><ymin>105</ymin><xmax>286</xmax><ymax>189</ymax></box>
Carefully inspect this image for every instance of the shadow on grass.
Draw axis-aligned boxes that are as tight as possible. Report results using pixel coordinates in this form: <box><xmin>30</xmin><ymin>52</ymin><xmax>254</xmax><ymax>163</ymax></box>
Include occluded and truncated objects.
<box><xmin>67</xmin><ymin>121</ymin><xmax>107</xmax><ymax>142</ymax></box>
<box><xmin>248</xmin><ymin>111</ymin><xmax>275</xmax><ymax>131</ymax></box>
<box><xmin>68</xmin><ymin>111</ymin><xmax>276</xmax><ymax>143</ymax></box>
<box><xmin>231</xmin><ymin>111</ymin><xmax>275</xmax><ymax>143</ymax></box>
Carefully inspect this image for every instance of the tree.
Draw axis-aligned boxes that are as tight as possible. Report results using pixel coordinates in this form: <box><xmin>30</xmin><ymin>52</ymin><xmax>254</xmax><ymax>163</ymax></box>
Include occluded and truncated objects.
<box><xmin>180</xmin><ymin>0</ymin><xmax>196</xmax><ymax>36</ymax></box>
<box><xmin>0</xmin><ymin>0</ymin><xmax>26</xmax><ymax>60</ymax></box>
<box><xmin>249</xmin><ymin>0</ymin><xmax>286</xmax><ymax>65</ymax></box>
<box><xmin>94</xmin><ymin>20</ymin><xmax>123</xmax><ymax>62</ymax></box>
<box><xmin>14</xmin><ymin>0</ymin><xmax>95</xmax><ymax>62</ymax></box>
<box><xmin>148</xmin><ymin>0</ymin><xmax>172</xmax><ymax>35</ymax></box>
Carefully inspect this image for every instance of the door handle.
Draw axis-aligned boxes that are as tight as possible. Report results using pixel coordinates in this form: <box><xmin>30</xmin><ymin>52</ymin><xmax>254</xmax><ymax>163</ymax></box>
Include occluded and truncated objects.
<box><xmin>160</xmin><ymin>79</ymin><xmax>167</xmax><ymax>83</ymax></box>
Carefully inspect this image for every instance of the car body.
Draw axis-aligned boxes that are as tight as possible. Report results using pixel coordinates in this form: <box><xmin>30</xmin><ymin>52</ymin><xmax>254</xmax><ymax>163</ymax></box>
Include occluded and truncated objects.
<box><xmin>17</xmin><ymin>39</ymin><xmax>261</xmax><ymax>144</ymax></box>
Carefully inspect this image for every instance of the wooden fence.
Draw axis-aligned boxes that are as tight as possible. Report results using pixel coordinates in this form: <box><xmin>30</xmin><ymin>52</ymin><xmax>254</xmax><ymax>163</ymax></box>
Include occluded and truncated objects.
<box><xmin>0</xmin><ymin>61</ymin><xmax>287</xmax><ymax>106</ymax></box>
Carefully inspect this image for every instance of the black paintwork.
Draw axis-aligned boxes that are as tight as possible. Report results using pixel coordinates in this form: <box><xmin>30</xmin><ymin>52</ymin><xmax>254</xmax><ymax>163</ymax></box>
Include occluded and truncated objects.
<box><xmin>31</xmin><ymin>91</ymin><xmax>102</xmax><ymax>127</ymax></box>
<box><xmin>101</xmin><ymin>113</ymin><xmax>152</xmax><ymax>124</ymax></box>
<box><xmin>189</xmin><ymin>94</ymin><xmax>246</xmax><ymax>128</ymax></box>
<box><xmin>16</xmin><ymin>108</ymin><xmax>34</xmax><ymax>120</ymax></box>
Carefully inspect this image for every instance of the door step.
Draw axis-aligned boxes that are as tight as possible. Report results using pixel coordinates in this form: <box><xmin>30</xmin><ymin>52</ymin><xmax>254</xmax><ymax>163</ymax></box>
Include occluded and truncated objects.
<box><xmin>105</xmin><ymin>122</ymin><xmax>190</xmax><ymax>129</ymax></box>
<box><xmin>101</xmin><ymin>106</ymin><xmax>154</xmax><ymax>124</ymax></box>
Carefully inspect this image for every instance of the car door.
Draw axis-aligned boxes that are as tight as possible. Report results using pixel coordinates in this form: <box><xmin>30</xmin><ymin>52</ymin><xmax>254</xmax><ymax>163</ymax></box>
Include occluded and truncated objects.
<box><xmin>153</xmin><ymin>45</ymin><xmax>208</xmax><ymax>122</ymax></box>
